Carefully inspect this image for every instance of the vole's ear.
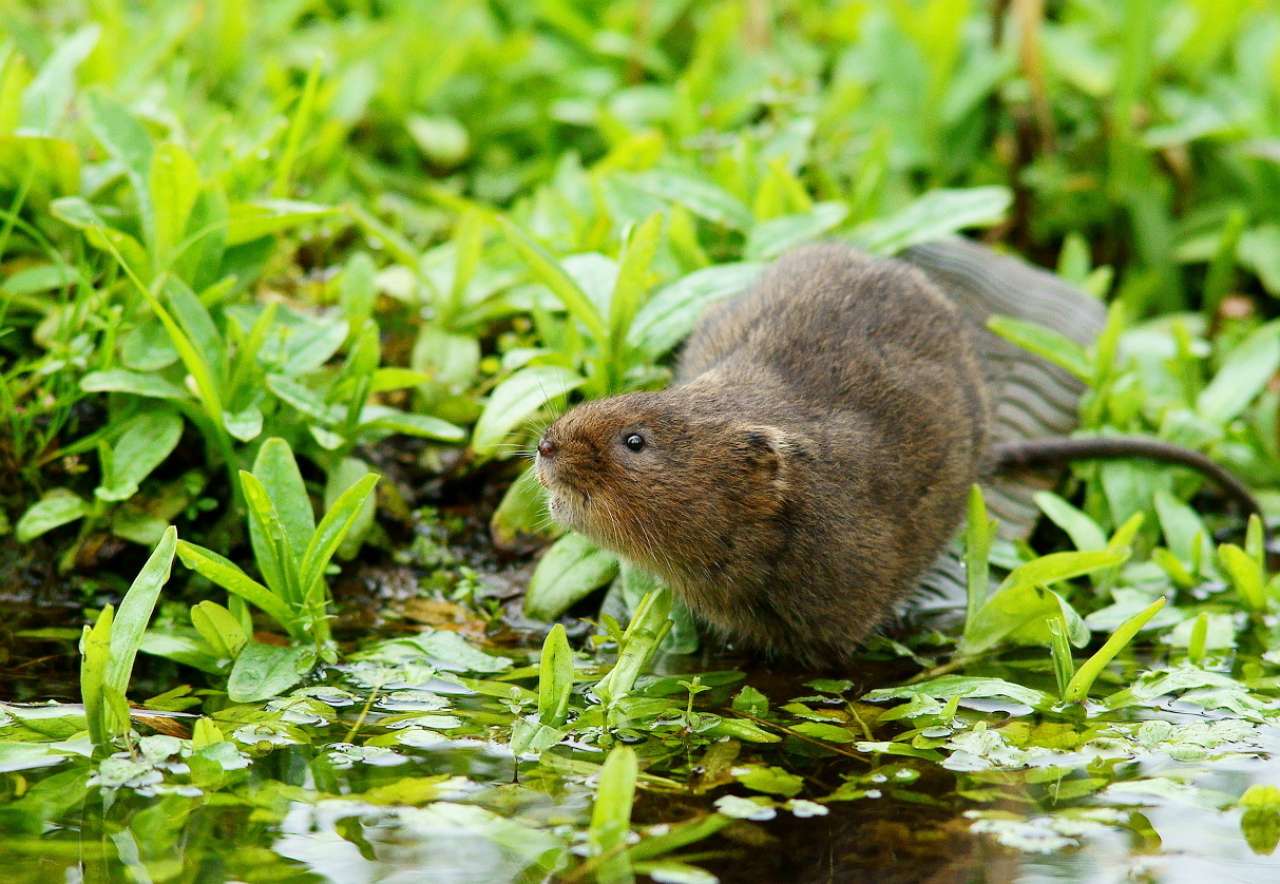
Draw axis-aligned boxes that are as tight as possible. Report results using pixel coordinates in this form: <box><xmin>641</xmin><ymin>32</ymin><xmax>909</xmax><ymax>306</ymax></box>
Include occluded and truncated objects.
<box><xmin>739</xmin><ymin>425</ymin><xmax>797</xmax><ymax>485</ymax></box>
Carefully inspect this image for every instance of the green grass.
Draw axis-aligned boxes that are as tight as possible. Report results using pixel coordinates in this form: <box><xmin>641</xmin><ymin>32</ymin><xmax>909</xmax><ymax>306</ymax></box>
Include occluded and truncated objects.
<box><xmin>3</xmin><ymin>0</ymin><xmax>1280</xmax><ymax>880</ymax></box>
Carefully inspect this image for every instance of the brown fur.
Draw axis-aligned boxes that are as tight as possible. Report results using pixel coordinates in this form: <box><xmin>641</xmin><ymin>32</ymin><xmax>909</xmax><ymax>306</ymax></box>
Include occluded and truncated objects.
<box><xmin>535</xmin><ymin>244</ymin><xmax>989</xmax><ymax>665</ymax></box>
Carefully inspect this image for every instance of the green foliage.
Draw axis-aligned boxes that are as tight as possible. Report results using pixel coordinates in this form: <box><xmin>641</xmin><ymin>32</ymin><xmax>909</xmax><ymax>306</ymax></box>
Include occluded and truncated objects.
<box><xmin>590</xmin><ymin>745</ymin><xmax>638</xmax><ymax>884</ymax></box>
<box><xmin>175</xmin><ymin>438</ymin><xmax>378</xmax><ymax>686</ymax></box>
<box><xmin>79</xmin><ymin>526</ymin><xmax>177</xmax><ymax>755</ymax></box>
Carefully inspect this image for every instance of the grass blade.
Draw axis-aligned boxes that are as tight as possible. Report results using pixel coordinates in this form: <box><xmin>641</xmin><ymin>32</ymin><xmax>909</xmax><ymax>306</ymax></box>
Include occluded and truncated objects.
<box><xmin>496</xmin><ymin>215</ymin><xmax>607</xmax><ymax>342</ymax></box>
<box><xmin>175</xmin><ymin>540</ymin><xmax>297</xmax><ymax>632</ymax></box>
<box><xmin>1188</xmin><ymin>611</ymin><xmax>1209</xmax><ymax>665</ymax></box>
<box><xmin>607</xmin><ymin>212</ymin><xmax>663</xmax><ymax>369</ymax></box>
<box><xmin>963</xmin><ymin>484</ymin><xmax>996</xmax><ymax>641</ymax></box>
<box><xmin>104</xmin><ymin>525</ymin><xmax>177</xmax><ymax>698</ymax></box>
<box><xmin>1063</xmin><ymin>596</ymin><xmax>1167</xmax><ymax>702</ymax></box>
<box><xmin>1220</xmin><ymin>543</ymin><xmax>1267</xmax><ymax>611</ymax></box>
<box><xmin>537</xmin><ymin>623</ymin><xmax>575</xmax><ymax>727</ymax></box>
<box><xmin>987</xmin><ymin>315</ymin><xmax>1092</xmax><ymax>383</ymax></box>
<box><xmin>79</xmin><ymin>604</ymin><xmax>114</xmax><ymax>755</ymax></box>
<box><xmin>594</xmin><ymin>587</ymin><xmax>672</xmax><ymax>705</ymax></box>
<box><xmin>589</xmin><ymin>745</ymin><xmax>638</xmax><ymax>884</ymax></box>
<box><xmin>251</xmin><ymin>438</ymin><xmax>315</xmax><ymax>571</ymax></box>
<box><xmin>471</xmin><ymin>365</ymin><xmax>585</xmax><ymax>457</ymax></box>
<box><xmin>298</xmin><ymin>472</ymin><xmax>380</xmax><ymax>613</ymax></box>
<box><xmin>240</xmin><ymin>471</ymin><xmax>301</xmax><ymax>603</ymax></box>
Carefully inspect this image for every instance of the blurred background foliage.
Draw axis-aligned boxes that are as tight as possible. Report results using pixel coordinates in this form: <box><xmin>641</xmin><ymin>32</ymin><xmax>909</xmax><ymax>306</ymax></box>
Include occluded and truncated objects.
<box><xmin>3</xmin><ymin>0</ymin><xmax>1280</xmax><ymax>563</ymax></box>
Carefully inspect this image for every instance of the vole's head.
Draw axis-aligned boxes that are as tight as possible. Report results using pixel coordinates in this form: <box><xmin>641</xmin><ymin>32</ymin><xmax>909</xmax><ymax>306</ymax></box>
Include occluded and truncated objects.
<box><xmin>534</xmin><ymin>391</ymin><xmax>796</xmax><ymax>578</ymax></box>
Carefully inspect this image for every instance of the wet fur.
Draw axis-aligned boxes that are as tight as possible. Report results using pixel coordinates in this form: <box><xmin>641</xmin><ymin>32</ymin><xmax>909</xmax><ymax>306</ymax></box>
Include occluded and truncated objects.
<box><xmin>536</xmin><ymin>245</ymin><xmax>989</xmax><ymax>666</ymax></box>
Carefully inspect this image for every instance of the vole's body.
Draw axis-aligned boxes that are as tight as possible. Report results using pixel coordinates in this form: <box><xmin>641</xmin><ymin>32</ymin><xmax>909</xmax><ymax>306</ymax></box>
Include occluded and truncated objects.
<box><xmin>534</xmin><ymin>244</ymin><xmax>1260</xmax><ymax>665</ymax></box>
<box><xmin>537</xmin><ymin>245</ymin><xmax>988</xmax><ymax>664</ymax></box>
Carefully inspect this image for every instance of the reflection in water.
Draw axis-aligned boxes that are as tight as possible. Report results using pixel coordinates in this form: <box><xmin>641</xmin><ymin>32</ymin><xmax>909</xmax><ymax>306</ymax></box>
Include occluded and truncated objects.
<box><xmin>4</xmin><ymin>595</ymin><xmax>1280</xmax><ymax>882</ymax></box>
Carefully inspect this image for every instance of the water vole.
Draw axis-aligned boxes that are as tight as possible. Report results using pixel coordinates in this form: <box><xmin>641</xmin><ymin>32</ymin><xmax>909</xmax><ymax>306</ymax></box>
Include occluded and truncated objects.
<box><xmin>533</xmin><ymin>244</ymin><xmax>1260</xmax><ymax>664</ymax></box>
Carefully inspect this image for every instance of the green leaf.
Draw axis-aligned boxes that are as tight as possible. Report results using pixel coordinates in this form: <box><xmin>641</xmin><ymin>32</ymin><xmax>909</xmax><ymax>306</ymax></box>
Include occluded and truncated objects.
<box><xmin>734</xmin><ymin>765</ymin><xmax>805</xmax><ymax>797</ymax></box>
<box><xmin>190</xmin><ymin>601</ymin><xmax>248</xmax><ymax>660</ymax></box>
<box><xmin>961</xmin><ymin>583</ymin><xmax>1092</xmax><ymax>655</ymax></box>
<box><xmin>105</xmin><ymin>526</ymin><xmax>177</xmax><ymax>698</ymax></box>
<box><xmin>446</xmin><ymin>209</ymin><xmax>486</xmax><ymax>322</ymax></box>
<box><xmin>84</xmin><ymin>92</ymin><xmax>153</xmax><ymax>241</ymax></box>
<box><xmin>241</xmin><ymin>471</ymin><xmax>301</xmax><ymax>603</ymax></box>
<box><xmin>704</xmin><ymin>718</ymin><xmax>781</xmax><ymax>743</ymax></box>
<box><xmin>324</xmin><ymin>458</ymin><xmax>377</xmax><ymax>560</ymax></box>
<box><xmin>149</xmin><ymin>142</ymin><xmax>200</xmax><ymax>265</ymax></box>
<box><xmin>139</xmin><ymin>632</ymin><xmax>224</xmax><ymax>675</ymax></box>
<box><xmin>165</xmin><ymin>278</ymin><xmax>227</xmax><ymax>388</ymax></box>
<box><xmin>627</xmin><ymin>263</ymin><xmax>761</xmax><ymax>359</ymax></box>
<box><xmin>496</xmin><ymin>216</ymin><xmax>607</xmax><ymax>341</ymax></box>
<box><xmin>627</xmin><ymin>170</ymin><xmax>753</xmax><ymax>230</ymax></box>
<box><xmin>223</xmin><ymin>405</ymin><xmax>263</xmax><ymax>442</ymax></box>
<box><xmin>16</xmin><ymin>490</ymin><xmax>89</xmax><ymax>542</ymax></box>
<box><xmin>594</xmin><ymin>587</ymin><xmax>672</xmax><ymax>705</ymax></box>
<box><xmin>0</xmin><ymin>742</ymin><xmax>74</xmax><ymax>774</ymax></box>
<box><xmin>1034</xmin><ymin>491</ymin><xmax>1108</xmax><ymax>551</ymax></box>
<box><xmin>356</xmin><ymin>404</ymin><xmax>466</xmax><ymax>442</ymax></box>
<box><xmin>249</xmin><ymin>310</ymin><xmax>348</xmax><ymax>376</ymax></box>
<box><xmin>298</xmin><ymin>473</ymin><xmax>380</xmax><ymax>610</ymax></box>
<box><xmin>357</xmin><ymin>629</ymin><xmax>512</xmax><ymax>673</ymax></box>
<box><xmin>226</xmin><ymin>641</ymin><xmax>315</xmax><ymax>703</ymax></box>
<box><xmin>960</xmin><ymin>551</ymin><xmax>1123</xmax><ymax>654</ymax></box>
<box><xmin>491</xmin><ymin>466</ymin><xmax>559</xmax><ymax>547</ymax></box>
<box><xmin>863</xmin><ymin>675</ymin><xmax>1056</xmax><ymax>712</ymax></box>
<box><xmin>20</xmin><ymin>26</ymin><xmax>99</xmax><ymax>134</ymax></box>
<box><xmin>1241</xmin><ymin>785</ymin><xmax>1280</xmax><ymax>855</ymax></box>
<box><xmin>136</xmin><ymin>280</ymin><xmax>223</xmax><ymax>423</ymax></box>
<box><xmin>607</xmin><ymin>212</ymin><xmax>663</xmax><ymax>363</ymax></box>
<box><xmin>1000</xmin><ymin>550</ymin><xmax>1127</xmax><ymax>595</ymax></box>
<box><xmin>2</xmin><ymin>263</ymin><xmax>80</xmax><ymax>297</ymax></box>
<box><xmin>1154</xmin><ymin>489</ymin><xmax>1216</xmax><ymax>577</ymax></box>
<box><xmin>525</xmin><ymin>533</ymin><xmax>620</xmax><ymax>621</ymax></box>
<box><xmin>963</xmin><ymin>484</ymin><xmax>996</xmax><ymax>640</ymax></box>
<box><xmin>252</xmin><ymin>438</ymin><xmax>316</xmax><ymax>565</ymax></box>
<box><xmin>1197</xmin><ymin>320</ymin><xmax>1280</xmax><ymax>424</ymax></box>
<box><xmin>745</xmin><ymin>203</ymin><xmax>849</xmax><ymax>260</ymax></box>
<box><xmin>987</xmin><ymin>315</ymin><xmax>1092</xmax><ymax>382</ymax></box>
<box><xmin>1187</xmin><ymin>612</ymin><xmax>1210</xmax><ymax>664</ymax></box>
<box><xmin>590</xmin><ymin>745</ymin><xmax>638</xmax><ymax>884</ymax></box>
<box><xmin>225</xmin><ymin>200</ymin><xmax>339</xmax><ymax>245</ymax></box>
<box><xmin>48</xmin><ymin>197</ymin><xmax>147</xmax><ymax>276</ymax></box>
<box><xmin>1239</xmin><ymin>225</ymin><xmax>1280</xmax><ymax>298</ymax></box>
<box><xmin>412</xmin><ymin>326</ymin><xmax>481</xmax><ymax>395</ymax></box>
<box><xmin>849</xmin><ymin>186</ymin><xmax>1011</xmax><ymax>255</ymax></box>
<box><xmin>79</xmin><ymin>604</ymin><xmax>114</xmax><ymax>754</ymax></box>
<box><xmin>1220</xmin><ymin>543</ymin><xmax>1267</xmax><ymax>611</ymax></box>
<box><xmin>615</xmin><ymin>562</ymin><xmax>698</xmax><ymax>655</ymax></box>
<box><xmin>0</xmin><ymin>135</ymin><xmax>82</xmax><ymax>202</ymax></box>
<box><xmin>509</xmin><ymin>716</ymin><xmax>566</xmax><ymax>756</ymax></box>
<box><xmin>266</xmin><ymin>373</ymin><xmax>343</xmax><ymax>423</ymax></box>
<box><xmin>81</xmin><ymin>369</ymin><xmax>190</xmax><ymax>401</ymax></box>
<box><xmin>537</xmin><ymin>623</ymin><xmax>575</xmax><ymax>727</ymax></box>
<box><xmin>175</xmin><ymin>540</ymin><xmax>296</xmax><ymax>631</ymax></box>
<box><xmin>1063</xmin><ymin>597</ymin><xmax>1167</xmax><ymax>702</ymax></box>
<box><xmin>471</xmin><ymin>365</ymin><xmax>585</xmax><ymax>456</ymax></box>
<box><xmin>96</xmin><ymin>409</ymin><xmax>184</xmax><ymax>502</ymax></box>
<box><xmin>790</xmin><ymin>721</ymin><xmax>857</xmax><ymax>743</ymax></box>
<box><xmin>339</xmin><ymin>252</ymin><xmax>377</xmax><ymax>334</ymax></box>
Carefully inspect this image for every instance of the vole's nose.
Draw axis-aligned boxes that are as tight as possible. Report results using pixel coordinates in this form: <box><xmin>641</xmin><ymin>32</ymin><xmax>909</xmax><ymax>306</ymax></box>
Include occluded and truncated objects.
<box><xmin>537</xmin><ymin>436</ymin><xmax>556</xmax><ymax>458</ymax></box>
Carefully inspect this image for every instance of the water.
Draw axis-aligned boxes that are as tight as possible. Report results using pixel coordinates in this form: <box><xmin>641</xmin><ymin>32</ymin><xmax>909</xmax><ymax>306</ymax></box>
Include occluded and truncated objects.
<box><xmin>3</xmin><ymin>526</ymin><xmax>1280</xmax><ymax>883</ymax></box>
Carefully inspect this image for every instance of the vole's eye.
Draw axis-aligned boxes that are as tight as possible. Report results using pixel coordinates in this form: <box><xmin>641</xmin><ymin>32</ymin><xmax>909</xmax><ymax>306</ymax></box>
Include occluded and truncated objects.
<box><xmin>623</xmin><ymin>433</ymin><xmax>645</xmax><ymax>452</ymax></box>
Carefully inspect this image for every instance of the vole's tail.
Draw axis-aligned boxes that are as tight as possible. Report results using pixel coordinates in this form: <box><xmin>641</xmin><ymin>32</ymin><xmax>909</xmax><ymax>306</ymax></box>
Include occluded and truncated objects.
<box><xmin>991</xmin><ymin>436</ymin><xmax>1264</xmax><ymax>530</ymax></box>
